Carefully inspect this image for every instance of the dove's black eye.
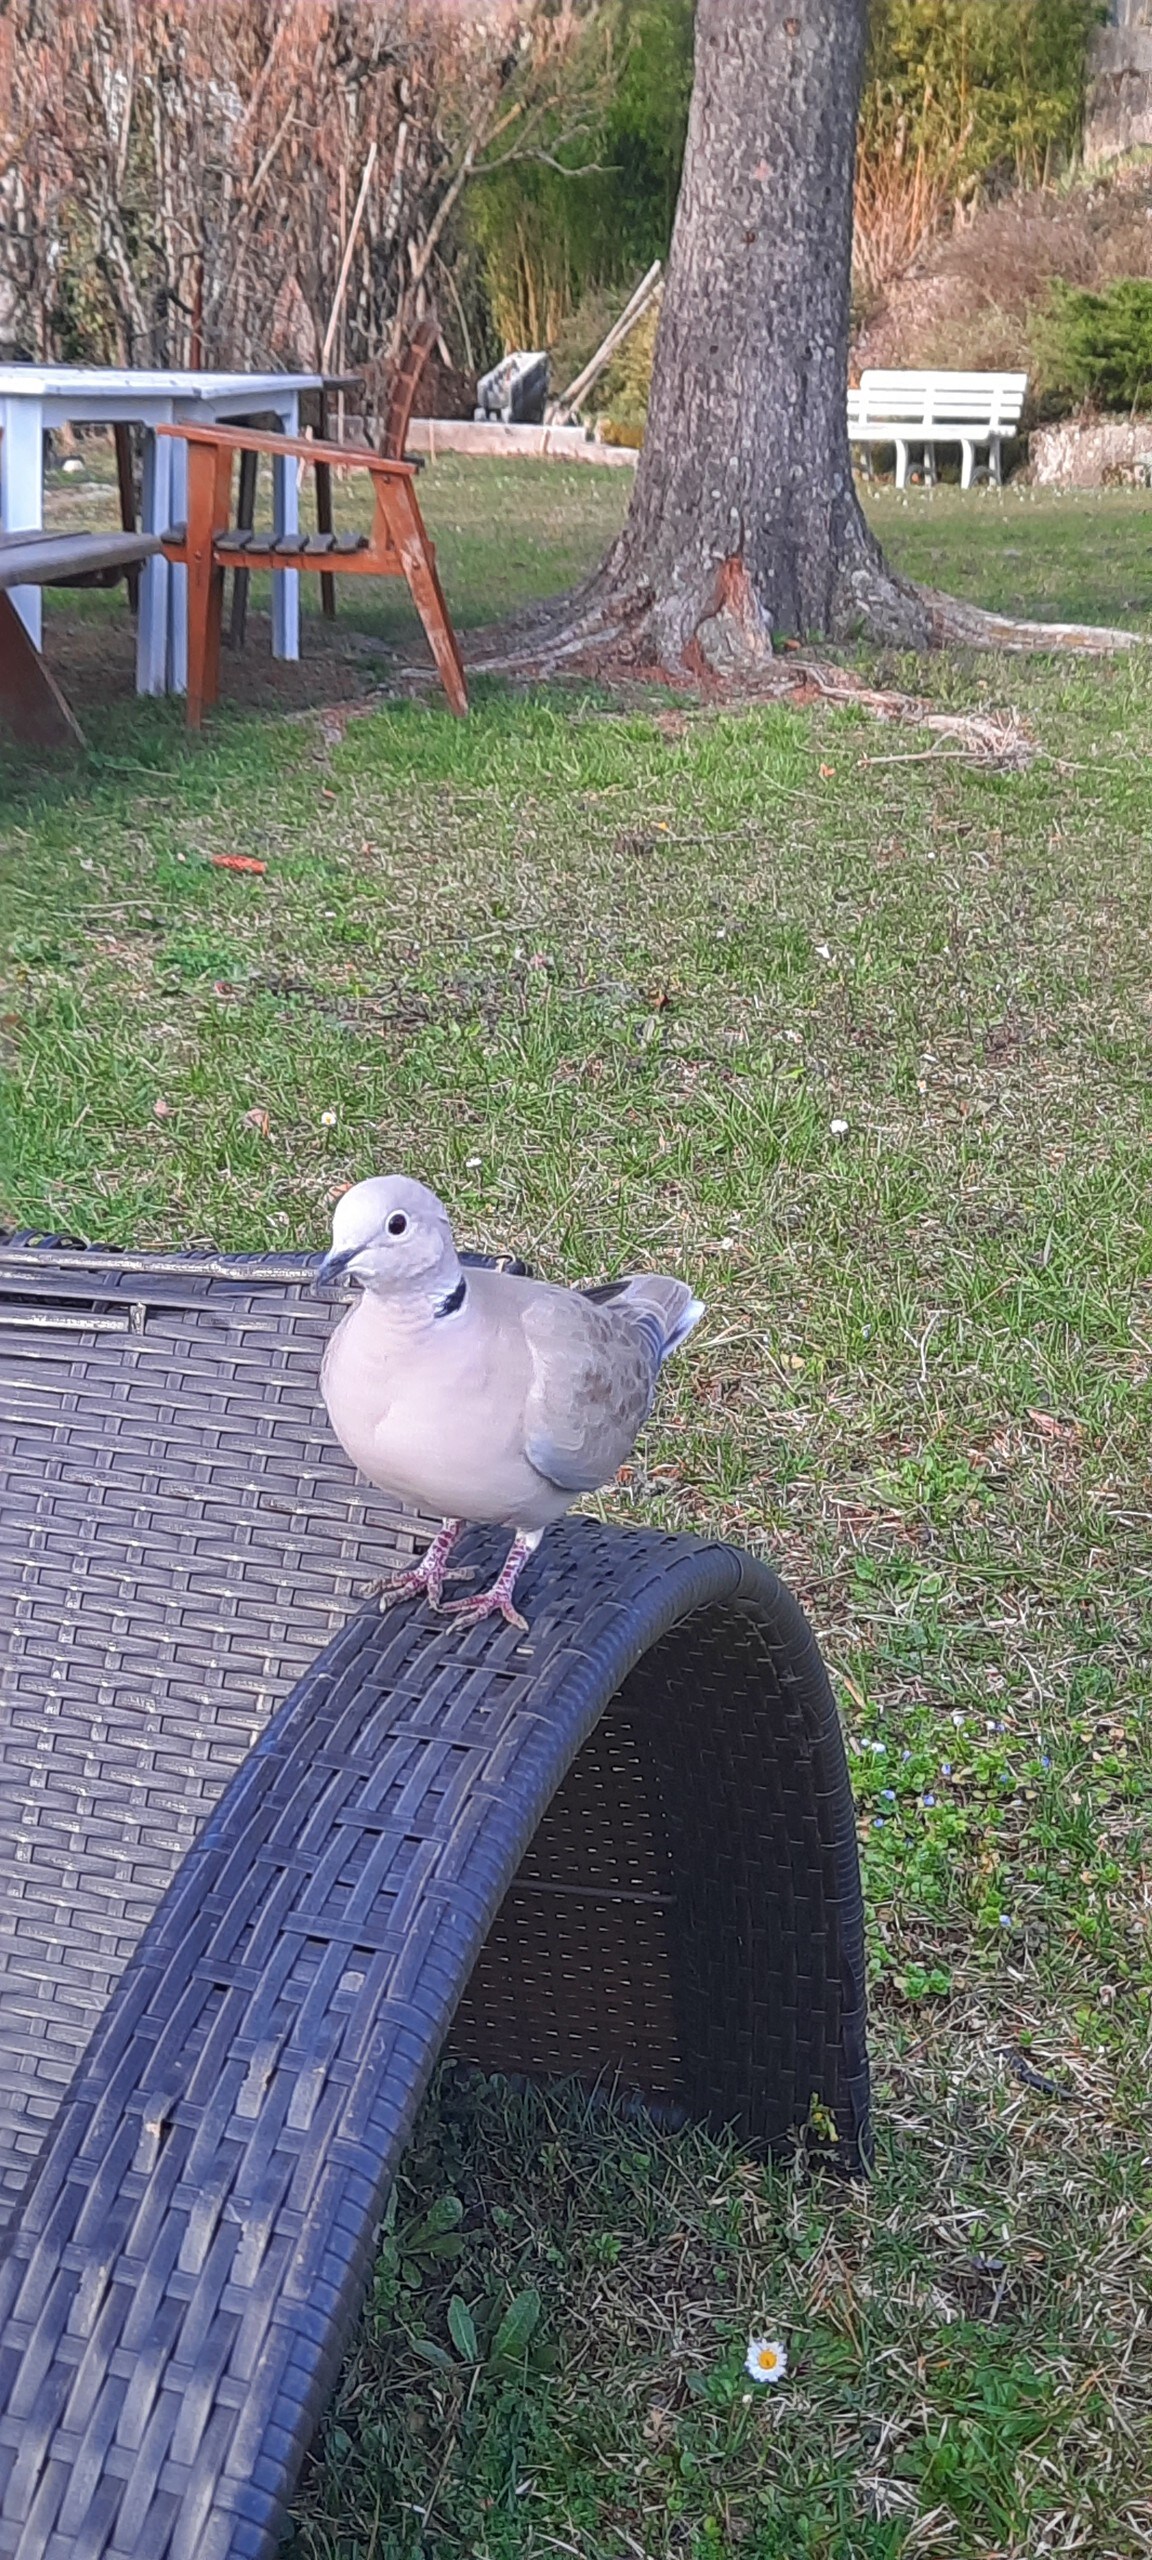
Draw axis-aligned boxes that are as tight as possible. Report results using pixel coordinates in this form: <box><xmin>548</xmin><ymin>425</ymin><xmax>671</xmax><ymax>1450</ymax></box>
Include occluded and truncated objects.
<box><xmin>386</xmin><ymin>1212</ymin><xmax>408</xmax><ymax>1237</ymax></box>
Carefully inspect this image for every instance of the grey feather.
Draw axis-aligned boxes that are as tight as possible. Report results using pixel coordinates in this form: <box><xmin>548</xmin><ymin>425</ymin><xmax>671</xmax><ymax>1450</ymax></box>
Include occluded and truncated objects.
<box><xmin>522</xmin><ymin>1275</ymin><xmax>704</xmax><ymax>1495</ymax></box>
<box><xmin>581</xmin><ymin>1274</ymin><xmax>705</xmax><ymax>1367</ymax></box>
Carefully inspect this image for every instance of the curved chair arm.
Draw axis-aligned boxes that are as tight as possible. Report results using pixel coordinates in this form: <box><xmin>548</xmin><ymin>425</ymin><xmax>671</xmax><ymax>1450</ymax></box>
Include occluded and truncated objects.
<box><xmin>0</xmin><ymin>1518</ymin><xmax>867</xmax><ymax>2560</ymax></box>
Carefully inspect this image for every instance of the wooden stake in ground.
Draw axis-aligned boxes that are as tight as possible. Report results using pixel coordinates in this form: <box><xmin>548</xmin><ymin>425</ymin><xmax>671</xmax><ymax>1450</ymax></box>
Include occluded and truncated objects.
<box><xmin>549</xmin><ymin>261</ymin><xmax>663</xmax><ymax>424</ymax></box>
<box><xmin>321</xmin><ymin>141</ymin><xmax>377</xmax><ymax>374</ymax></box>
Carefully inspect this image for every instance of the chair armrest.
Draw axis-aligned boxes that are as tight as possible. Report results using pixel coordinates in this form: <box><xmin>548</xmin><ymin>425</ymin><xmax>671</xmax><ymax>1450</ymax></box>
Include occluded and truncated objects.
<box><xmin>155</xmin><ymin>421</ymin><xmax>415</xmax><ymax>478</ymax></box>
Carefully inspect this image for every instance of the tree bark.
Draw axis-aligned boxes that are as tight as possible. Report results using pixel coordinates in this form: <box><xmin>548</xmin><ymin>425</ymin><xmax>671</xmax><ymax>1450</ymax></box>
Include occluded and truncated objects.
<box><xmin>580</xmin><ymin>0</ymin><xmax>932</xmax><ymax>668</ymax></box>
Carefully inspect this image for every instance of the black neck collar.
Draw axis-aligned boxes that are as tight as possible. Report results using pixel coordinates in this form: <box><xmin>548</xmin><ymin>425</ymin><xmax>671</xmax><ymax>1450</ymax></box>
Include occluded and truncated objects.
<box><xmin>434</xmin><ymin>1274</ymin><xmax>467</xmax><ymax>1319</ymax></box>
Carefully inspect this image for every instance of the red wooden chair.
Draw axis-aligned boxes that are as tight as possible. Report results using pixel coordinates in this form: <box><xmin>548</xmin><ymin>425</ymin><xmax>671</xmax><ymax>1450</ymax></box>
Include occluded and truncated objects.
<box><xmin>158</xmin><ymin>419</ymin><xmax>467</xmax><ymax>729</ymax></box>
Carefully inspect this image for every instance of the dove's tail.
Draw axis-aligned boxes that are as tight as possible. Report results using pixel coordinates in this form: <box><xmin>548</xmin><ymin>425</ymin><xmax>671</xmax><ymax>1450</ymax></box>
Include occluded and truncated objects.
<box><xmin>582</xmin><ymin>1274</ymin><xmax>705</xmax><ymax>1373</ymax></box>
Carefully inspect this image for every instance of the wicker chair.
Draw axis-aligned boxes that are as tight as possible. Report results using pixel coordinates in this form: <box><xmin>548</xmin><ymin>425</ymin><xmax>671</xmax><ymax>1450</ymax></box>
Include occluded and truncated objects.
<box><xmin>0</xmin><ymin>1236</ymin><xmax>869</xmax><ymax>2560</ymax></box>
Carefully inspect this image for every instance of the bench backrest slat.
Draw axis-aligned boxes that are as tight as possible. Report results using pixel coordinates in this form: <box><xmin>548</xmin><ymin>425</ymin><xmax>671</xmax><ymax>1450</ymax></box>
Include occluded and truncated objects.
<box><xmin>853</xmin><ymin>369</ymin><xmax>1027</xmax><ymax>434</ymax></box>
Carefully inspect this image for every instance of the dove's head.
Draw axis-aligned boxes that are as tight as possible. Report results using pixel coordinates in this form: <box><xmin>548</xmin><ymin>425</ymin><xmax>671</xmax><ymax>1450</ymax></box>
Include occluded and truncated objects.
<box><xmin>315</xmin><ymin>1174</ymin><xmax>460</xmax><ymax>1301</ymax></box>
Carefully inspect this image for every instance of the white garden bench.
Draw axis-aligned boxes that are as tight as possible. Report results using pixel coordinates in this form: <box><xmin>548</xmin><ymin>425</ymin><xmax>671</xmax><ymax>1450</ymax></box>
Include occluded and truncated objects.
<box><xmin>847</xmin><ymin>370</ymin><xmax>1028</xmax><ymax>489</ymax></box>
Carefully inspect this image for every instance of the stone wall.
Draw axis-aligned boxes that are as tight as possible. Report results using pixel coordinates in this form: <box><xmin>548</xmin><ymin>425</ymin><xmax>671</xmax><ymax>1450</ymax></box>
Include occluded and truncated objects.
<box><xmin>1029</xmin><ymin>416</ymin><xmax>1152</xmax><ymax>488</ymax></box>
<box><xmin>1085</xmin><ymin>3</ymin><xmax>1152</xmax><ymax>165</ymax></box>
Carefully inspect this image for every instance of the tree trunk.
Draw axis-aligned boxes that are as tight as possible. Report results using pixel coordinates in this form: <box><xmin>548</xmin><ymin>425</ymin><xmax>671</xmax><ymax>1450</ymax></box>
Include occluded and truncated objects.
<box><xmin>585</xmin><ymin>0</ymin><xmax>932</xmax><ymax>668</ymax></box>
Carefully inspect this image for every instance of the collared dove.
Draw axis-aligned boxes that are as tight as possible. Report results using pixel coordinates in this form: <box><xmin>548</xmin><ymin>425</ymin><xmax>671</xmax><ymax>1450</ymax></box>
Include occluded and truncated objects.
<box><xmin>316</xmin><ymin>1175</ymin><xmax>704</xmax><ymax>1631</ymax></box>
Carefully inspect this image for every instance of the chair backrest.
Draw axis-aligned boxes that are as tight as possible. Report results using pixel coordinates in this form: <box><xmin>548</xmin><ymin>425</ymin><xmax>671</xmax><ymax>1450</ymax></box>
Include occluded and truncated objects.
<box><xmin>856</xmin><ymin>369</ymin><xmax>1028</xmax><ymax>432</ymax></box>
<box><xmin>381</xmin><ymin>316</ymin><xmax>440</xmax><ymax>460</ymax></box>
<box><xmin>0</xmin><ymin>1236</ymin><xmax>514</xmax><ymax>2224</ymax></box>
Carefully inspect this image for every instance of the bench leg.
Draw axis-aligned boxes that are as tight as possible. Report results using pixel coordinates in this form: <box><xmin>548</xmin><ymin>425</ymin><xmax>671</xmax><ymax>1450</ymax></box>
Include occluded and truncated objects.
<box><xmin>229</xmin><ymin>446</ymin><xmax>258</xmax><ymax>651</ymax></box>
<box><xmin>960</xmin><ymin>440</ymin><xmax>976</xmax><ymax>492</ymax></box>
<box><xmin>921</xmin><ymin>440</ymin><xmax>936</xmax><ymax>489</ymax></box>
<box><xmin>113</xmin><ymin>424</ymin><xmax>140</xmax><ymax>615</ymax></box>
<box><xmin>184</xmin><ymin>439</ymin><xmax>233</xmax><ymax>729</ymax></box>
<box><xmin>894</xmin><ymin>437</ymin><xmax>909</xmax><ymax>490</ymax></box>
<box><xmin>381</xmin><ymin>478</ymin><xmax>468</xmax><ymax>717</ymax></box>
<box><xmin>988</xmin><ymin>437</ymin><xmax>1002</xmax><ymax>488</ymax></box>
<box><xmin>315</xmin><ymin>385</ymin><xmax>336</xmax><ymax>622</ymax></box>
<box><xmin>0</xmin><ymin>592</ymin><xmax>84</xmax><ymax>750</ymax></box>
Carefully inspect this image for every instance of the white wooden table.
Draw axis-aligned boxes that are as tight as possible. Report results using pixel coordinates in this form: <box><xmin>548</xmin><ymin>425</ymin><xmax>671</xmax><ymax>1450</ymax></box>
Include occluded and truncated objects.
<box><xmin>0</xmin><ymin>367</ymin><xmax>325</xmax><ymax>695</ymax></box>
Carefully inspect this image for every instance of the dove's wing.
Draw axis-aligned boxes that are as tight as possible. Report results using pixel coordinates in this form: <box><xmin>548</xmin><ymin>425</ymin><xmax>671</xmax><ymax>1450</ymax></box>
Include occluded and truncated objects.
<box><xmin>518</xmin><ymin>1288</ymin><xmax>658</xmax><ymax>1495</ymax></box>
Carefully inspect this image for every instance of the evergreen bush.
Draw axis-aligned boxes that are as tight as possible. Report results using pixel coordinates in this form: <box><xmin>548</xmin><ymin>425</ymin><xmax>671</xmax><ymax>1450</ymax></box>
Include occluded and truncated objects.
<box><xmin>1037</xmin><ymin>277</ymin><xmax>1152</xmax><ymax>412</ymax></box>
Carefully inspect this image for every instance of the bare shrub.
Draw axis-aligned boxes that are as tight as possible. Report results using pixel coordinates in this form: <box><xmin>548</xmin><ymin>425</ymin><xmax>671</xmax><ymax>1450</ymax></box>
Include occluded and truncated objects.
<box><xmin>853</xmin><ymin>103</ymin><xmax>976</xmax><ymax>295</ymax></box>
<box><xmin>0</xmin><ymin>0</ymin><xmax>605</xmax><ymax>412</ymax></box>
<box><xmin>853</xmin><ymin>164</ymin><xmax>1152</xmax><ymax>402</ymax></box>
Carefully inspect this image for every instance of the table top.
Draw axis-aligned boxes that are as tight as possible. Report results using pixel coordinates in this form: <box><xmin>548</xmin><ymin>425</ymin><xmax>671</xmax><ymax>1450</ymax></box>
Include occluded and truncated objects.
<box><xmin>0</xmin><ymin>367</ymin><xmax>326</xmax><ymax>400</ymax></box>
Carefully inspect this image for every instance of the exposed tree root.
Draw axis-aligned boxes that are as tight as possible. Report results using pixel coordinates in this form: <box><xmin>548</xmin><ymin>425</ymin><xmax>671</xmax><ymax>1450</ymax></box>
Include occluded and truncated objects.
<box><xmin>439</xmin><ymin>566</ymin><xmax>1144</xmax><ymax>772</ymax></box>
<box><xmin>794</xmin><ymin>674</ymin><xmax>1039</xmax><ymax>770</ymax></box>
<box><xmin>913</xmin><ymin>584</ymin><xmax>1146</xmax><ymax>655</ymax></box>
<box><xmin>466</xmin><ymin>568</ymin><xmax>1145</xmax><ymax>686</ymax></box>
<box><xmin>341</xmin><ymin>560</ymin><xmax>1143</xmax><ymax>776</ymax></box>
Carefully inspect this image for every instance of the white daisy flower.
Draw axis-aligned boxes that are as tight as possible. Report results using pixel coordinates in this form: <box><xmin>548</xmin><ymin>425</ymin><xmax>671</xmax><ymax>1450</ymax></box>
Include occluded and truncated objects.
<box><xmin>745</xmin><ymin>2335</ymin><xmax>788</xmax><ymax>2385</ymax></box>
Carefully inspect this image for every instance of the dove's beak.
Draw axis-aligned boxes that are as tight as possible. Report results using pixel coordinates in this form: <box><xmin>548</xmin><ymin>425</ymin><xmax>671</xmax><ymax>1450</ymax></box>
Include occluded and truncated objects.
<box><xmin>312</xmin><ymin>1245</ymin><xmax>358</xmax><ymax>1294</ymax></box>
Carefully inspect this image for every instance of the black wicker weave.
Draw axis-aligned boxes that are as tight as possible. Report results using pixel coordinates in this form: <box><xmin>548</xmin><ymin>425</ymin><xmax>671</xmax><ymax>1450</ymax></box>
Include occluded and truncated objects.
<box><xmin>0</xmin><ymin>1239</ymin><xmax>869</xmax><ymax>2560</ymax></box>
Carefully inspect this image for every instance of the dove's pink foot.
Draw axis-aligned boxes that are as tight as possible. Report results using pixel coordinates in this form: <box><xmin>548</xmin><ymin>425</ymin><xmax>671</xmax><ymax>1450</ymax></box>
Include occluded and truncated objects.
<box><xmin>371</xmin><ymin>1520</ymin><xmax>472</xmax><ymax>1613</ymax></box>
<box><xmin>441</xmin><ymin>1530</ymin><xmax>540</xmax><ymax>1634</ymax></box>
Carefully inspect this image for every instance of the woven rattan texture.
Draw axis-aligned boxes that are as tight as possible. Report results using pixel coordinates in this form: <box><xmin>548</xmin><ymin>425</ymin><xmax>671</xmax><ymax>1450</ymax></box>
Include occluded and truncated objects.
<box><xmin>0</xmin><ymin>1516</ymin><xmax>868</xmax><ymax>2560</ymax></box>
<box><xmin>0</xmin><ymin>1243</ymin><xmax>468</xmax><ymax>2221</ymax></box>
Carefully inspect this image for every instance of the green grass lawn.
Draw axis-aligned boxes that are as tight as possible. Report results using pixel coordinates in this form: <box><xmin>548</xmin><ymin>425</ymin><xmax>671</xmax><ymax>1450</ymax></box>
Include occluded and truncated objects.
<box><xmin>3</xmin><ymin>468</ymin><xmax>1152</xmax><ymax>2556</ymax></box>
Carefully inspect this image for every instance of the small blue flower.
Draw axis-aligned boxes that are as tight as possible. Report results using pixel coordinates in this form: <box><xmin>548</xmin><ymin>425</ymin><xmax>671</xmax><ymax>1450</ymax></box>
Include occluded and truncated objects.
<box><xmin>922</xmin><ymin>1793</ymin><xmax>936</xmax><ymax>1808</ymax></box>
<box><xmin>1040</xmin><ymin>1754</ymin><xmax>1052</xmax><ymax>1770</ymax></box>
<box><xmin>941</xmin><ymin>1761</ymin><xmax>952</xmax><ymax>1776</ymax></box>
<box><xmin>999</xmin><ymin>1914</ymin><xmax>1012</xmax><ymax>1927</ymax></box>
<box><xmin>873</xmin><ymin>1818</ymin><xmax>886</xmax><ymax>1829</ymax></box>
<box><xmin>881</xmin><ymin>1788</ymin><xmax>896</xmax><ymax>1801</ymax></box>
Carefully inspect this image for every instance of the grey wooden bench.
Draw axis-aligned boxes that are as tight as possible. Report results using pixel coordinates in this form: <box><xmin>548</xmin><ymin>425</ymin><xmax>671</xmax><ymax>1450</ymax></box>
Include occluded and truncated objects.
<box><xmin>0</xmin><ymin>530</ymin><xmax>162</xmax><ymax>750</ymax></box>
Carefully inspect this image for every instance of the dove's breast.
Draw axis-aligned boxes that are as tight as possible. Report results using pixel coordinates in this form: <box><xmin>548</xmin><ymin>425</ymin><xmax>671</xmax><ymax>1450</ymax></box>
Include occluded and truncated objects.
<box><xmin>321</xmin><ymin>1289</ymin><xmax>567</xmax><ymax>1529</ymax></box>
